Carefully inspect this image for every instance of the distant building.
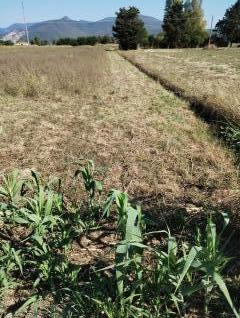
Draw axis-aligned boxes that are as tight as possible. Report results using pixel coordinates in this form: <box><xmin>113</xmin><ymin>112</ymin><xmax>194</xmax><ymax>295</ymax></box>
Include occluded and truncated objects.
<box><xmin>15</xmin><ymin>41</ymin><xmax>30</xmax><ymax>46</ymax></box>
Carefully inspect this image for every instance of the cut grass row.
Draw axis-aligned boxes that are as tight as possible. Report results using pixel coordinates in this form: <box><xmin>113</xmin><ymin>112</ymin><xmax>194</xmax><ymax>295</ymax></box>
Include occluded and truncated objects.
<box><xmin>0</xmin><ymin>46</ymin><xmax>239</xmax><ymax>218</ymax></box>
<box><xmin>0</xmin><ymin>45</ymin><xmax>240</xmax><ymax>317</ymax></box>
<box><xmin>121</xmin><ymin>48</ymin><xmax>240</xmax><ymax>133</ymax></box>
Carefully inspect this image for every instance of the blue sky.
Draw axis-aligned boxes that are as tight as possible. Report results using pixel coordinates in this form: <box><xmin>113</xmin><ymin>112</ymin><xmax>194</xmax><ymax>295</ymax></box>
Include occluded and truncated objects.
<box><xmin>0</xmin><ymin>0</ymin><xmax>236</xmax><ymax>28</ymax></box>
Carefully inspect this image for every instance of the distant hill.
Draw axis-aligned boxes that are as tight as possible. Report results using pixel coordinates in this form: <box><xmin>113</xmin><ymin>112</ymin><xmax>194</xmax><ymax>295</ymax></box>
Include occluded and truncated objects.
<box><xmin>0</xmin><ymin>15</ymin><xmax>162</xmax><ymax>43</ymax></box>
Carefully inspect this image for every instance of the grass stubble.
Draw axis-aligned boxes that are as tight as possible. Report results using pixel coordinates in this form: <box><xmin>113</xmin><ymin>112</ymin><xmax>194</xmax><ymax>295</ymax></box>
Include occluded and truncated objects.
<box><xmin>121</xmin><ymin>48</ymin><xmax>240</xmax><ymax>126</ymax></box>
<box><xmin>0</xmin><ymin>46</ymin><xmax>239</xmax><ymax>212</ymax></box>
<box><xmin>0</xmin><ymin>46</ymin><xmax>239</xmax><ymax>316</ymax></box>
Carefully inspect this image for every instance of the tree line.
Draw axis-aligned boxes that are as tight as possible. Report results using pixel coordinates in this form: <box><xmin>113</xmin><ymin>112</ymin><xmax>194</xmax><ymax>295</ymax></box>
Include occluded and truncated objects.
<box><xmin>6</xmin><ymin>0</ymin><xmax>239</xmax><ymax>49</ymax></box>
<box><xmin>113</xmin><ymin>0</ymin><xmax>240</xmax><ymax>50</ymax></box>
<box><xmin>216</xmin><ymin>0</ymin><xmax>240</xmax><ymax>47</ymax></box>
<box><xmin>55</xmin><ymin>35</ymin><xmax>114</xmax><ymax>46</ymax></box>
<box><xmin>28</xmin><ymin>35</ymin><xmax>114</xmax><ymax>46</ymax></box>
<box><xmin>0</xmin><ymin>40</ymin><xmax>14</xmax><ymax>46</ymax></box>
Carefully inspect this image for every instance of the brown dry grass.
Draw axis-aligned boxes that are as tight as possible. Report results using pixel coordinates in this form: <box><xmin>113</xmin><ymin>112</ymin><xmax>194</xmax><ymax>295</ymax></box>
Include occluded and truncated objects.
<box><xmin>121</xmin><ymin>48</ymin><xmax>240</xmax><ymax>127</ymax></box>
<box><xmin>0</xmin><ymin>46</ymin><xmax>239</xmax><ymax>215</ymax></box>
<box><xmin>0</xmin><ymin>46</ymin><xmax>109</xmax><ymax>99</ymax></box>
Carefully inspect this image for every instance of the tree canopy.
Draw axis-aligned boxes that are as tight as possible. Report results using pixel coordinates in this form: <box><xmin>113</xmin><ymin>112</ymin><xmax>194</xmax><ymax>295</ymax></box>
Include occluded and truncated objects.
<box><xmin>55</xmin><ymin>36</ymin><xmax>114</xmax><ymax>46</ymax></box>
<box><xmin>163</xmin><ymin>0</ymin><xmax>186</xmax><ymax>48</ymax></box>
<box><xmin>184</xmin><ymin>0</ymin><xmax>207</xmax><ymax>47</ymax></box>
<box><xmin>216</xmin><ymin>0</ymin><xmax>240</xmax><ymax>46</ymax></box>
<box><xmin>113</xmin><ymin>7</ymin><xmax>148</xmax><ymax>50</ymax></box>
<box><xmin>162</xmin><ymin>0</ymin><xmax>207</xmax><ymax>48</ymax></box>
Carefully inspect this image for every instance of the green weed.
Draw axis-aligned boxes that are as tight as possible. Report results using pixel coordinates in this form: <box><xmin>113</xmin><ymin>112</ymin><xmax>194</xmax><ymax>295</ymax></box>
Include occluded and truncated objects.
<box><xmin>0</xmin><ymin>164</ymin><xmax>239</xmax><ymax>318</ymax></box>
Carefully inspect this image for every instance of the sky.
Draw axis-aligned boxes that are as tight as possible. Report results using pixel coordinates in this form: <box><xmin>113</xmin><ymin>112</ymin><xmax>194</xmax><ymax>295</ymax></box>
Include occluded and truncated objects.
<box><xmin>0</xmin><ymin>0</ymin><xmax>236</xmax><ymax>28</ymax></box>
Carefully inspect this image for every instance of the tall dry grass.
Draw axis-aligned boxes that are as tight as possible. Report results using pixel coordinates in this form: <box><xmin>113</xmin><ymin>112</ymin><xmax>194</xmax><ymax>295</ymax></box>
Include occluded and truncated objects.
<box><xmin>0</xmin><ymin>46</ymin><xmax>109</xmax><ymax>99</ymax></box>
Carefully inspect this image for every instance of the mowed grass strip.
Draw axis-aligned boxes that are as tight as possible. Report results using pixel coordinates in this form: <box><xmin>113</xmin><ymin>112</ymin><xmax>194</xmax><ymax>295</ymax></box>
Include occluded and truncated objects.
<box><xmin>121</xmin><ymin>48</ymin><xmax>240</xmax><ymax>127</ymax></box>
<box><xmin>0</xmin><ymin>47</ymin><xmax>239</xmax><ymax>214</ymax></box>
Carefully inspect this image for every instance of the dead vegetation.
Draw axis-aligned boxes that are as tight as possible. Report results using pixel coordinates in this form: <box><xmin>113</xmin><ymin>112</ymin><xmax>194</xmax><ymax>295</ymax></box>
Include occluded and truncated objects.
<box><xmin>0</xmin><ymin>46</ymin><xmax>240</xmax><ymax>317</ymax></box>
<box><xmin>0</xmin><ymin>46</ymin><xmax>239</xmax><ymax>217</ymax></box>
<box><xmin>0</xmin><ymin>46</ymin><xmax>109</xmax><ymax>99</ymax></box>
<box><xmin>121</xmin><ymin>48</ymin><xmax>240</xmax><ymax>127</ymax></box>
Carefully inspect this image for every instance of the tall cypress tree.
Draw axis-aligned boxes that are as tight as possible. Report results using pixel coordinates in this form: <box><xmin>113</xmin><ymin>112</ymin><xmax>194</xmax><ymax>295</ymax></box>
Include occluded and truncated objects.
<box><xmin>162</xmin><ymin>0</ymin><xmax>187</xmax><ymax>48</ymax></box>
<box><xmin>216</xmin><ymin>0</ymin><xmax>240</xmax><ymax>47</ymax></box>
<box><xmin>113</xmin><ymin>7</ymin><xmax>147</xmax><ymax>50</ymax></box>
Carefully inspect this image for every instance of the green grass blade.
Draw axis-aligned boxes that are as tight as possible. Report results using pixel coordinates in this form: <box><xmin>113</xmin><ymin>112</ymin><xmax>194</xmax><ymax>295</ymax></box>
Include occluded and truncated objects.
<box><xmin>213</xmin><ymin>272</ymin><xmax>239</xmax><ymax>318</ymax></box>
<box><xmin>175</xmin><ymin>246</ymin><xmax>201</xmax><ymax>292</ymax></box>
<box><xmin>15</xmin><ymin>295</ymin><xmax>39</xmax><ymax>315</ymax></box>
<box><xmin>12</xmin><ymin>249</ymin><xmax>23</xmax><ymax>274</ymax></box>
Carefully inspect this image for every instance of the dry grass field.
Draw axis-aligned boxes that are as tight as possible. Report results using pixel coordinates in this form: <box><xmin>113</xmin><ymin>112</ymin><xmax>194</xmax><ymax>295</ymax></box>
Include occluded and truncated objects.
<box><xmin>0</xmin><ymin>46</ymin><xmax>240</xmax><ymax>317</ymax></box>
<box><xmin>0</xmin><ymin>46</ymin><xmax>109</xmax><ymax>99</ymax></box>
<box><xmin>0</xmin><ymin>46</ymin><xmax>239</xmax><ymax>213</ymax></box>
<box><xmin>122</xmin><ymin>48</ymin><xmax>240</xmax><ymax>127</ymax></box>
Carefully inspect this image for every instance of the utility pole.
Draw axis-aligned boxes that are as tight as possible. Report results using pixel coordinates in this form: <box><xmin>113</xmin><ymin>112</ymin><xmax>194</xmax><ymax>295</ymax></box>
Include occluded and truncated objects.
<box><xmin>21</xmin><ymin>1</ymin><xmax>30</xmax><ymax>45</ymax></box>
<box><xmin>208</xmin><ymin>15</ymin><xmax>214</xmax><ymax>47</ymax></box>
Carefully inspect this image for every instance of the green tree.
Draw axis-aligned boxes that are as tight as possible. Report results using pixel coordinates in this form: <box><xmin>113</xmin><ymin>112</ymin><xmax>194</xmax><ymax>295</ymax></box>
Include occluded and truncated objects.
<box><xmin>31</xmin><ymin>36</ymin><xmax>41</xmax><ymax>46</ymax></box>
<box><xmin>41</xmin><ymin>40</ymin><xmax>49</xmax><ymax>46</ymax></box>
<box><xmin>99</xmin><ymin>35</ymin><xmax>114</xmax><ymax>44</ymax></box>
<box><xmin>113</xmin><ymin>7</ymin><xmax>147</xmax><ymax>50</ymax></box>
<box><xmin>163</xmin><ymin>0</ymin><xmax>187</xmax><ymax>48</ymax></box>
<box><xmin>85</xmin><ymin>36</ymin><xmax>98</xmax><ymax>46</ymax></box>
<box><xmin>184</xmin><ymin>0</ymin><xmax>207</xmax><ymax>47</ymax></box>
<box><xmin>148</xmin><ymin>33</ymin><xmax>165</xmax><ymax>48</ymax></box>
<box><xmin>216</xmin><ymin>0</ymin><xmax>240</xmax><ymax>47</ymax></box>
<box><xmin>163</xmin><ymin>0</ymin><xmax>207</xmax><ymax>48</ymax></box>
<box><xmin>0</xmin><ymin>40</ymin><xmax>14</xmax><ymax>46</ymax></box>
<box><xmin>165</xmin><ymin>0</ymin><xmax>175</xmax><ymax>11</ymax></box>
<box><xmin>148</xmin><ymin>35</ymin><xmax>156</xmax><ymax>48</ymax></box>
<box><xmin>77</xmin><ymin>37</ymin><xmax>87</xmax><ymax>45</ymax></box>
<box><xmin>137</xmin><ymin>27</ymin><xmax>149</xmax><ymax>48</ymax></box>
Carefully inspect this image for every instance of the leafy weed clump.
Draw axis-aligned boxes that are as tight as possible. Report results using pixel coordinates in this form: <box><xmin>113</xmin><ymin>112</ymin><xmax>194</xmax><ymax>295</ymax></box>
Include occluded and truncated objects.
<box><xmin>0</xmin><ymin>162</ymin><xmax>239</xmax><ymax>317</ymax></box>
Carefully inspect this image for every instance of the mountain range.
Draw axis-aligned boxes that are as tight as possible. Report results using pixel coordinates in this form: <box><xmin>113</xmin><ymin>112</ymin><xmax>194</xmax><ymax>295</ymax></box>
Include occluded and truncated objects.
<box><xmin>0</xmin><ymin>16</ymin><xmax>162</xmax><ymax>43</ymax></box>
